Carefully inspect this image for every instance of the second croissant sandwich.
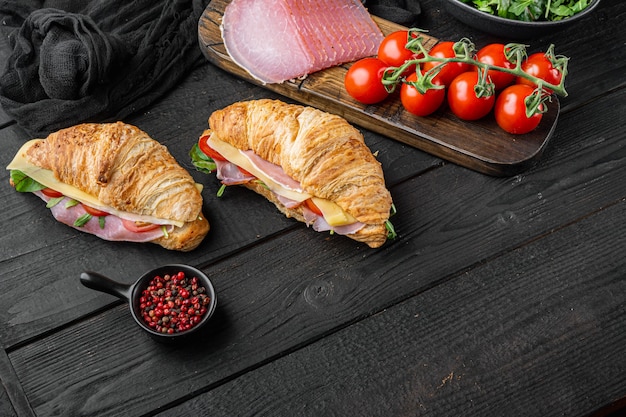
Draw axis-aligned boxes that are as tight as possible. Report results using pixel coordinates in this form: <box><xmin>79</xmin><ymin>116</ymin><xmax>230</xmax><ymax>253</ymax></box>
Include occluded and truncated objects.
<box><xmin>190</xmin><ymin>99</ymin><xmax>395</xmax><ymax>248</ymax></box>
<box><xmin>7</xmin><ymin>122</ymin><xmax>209</xmax><ymax>251</ymax></box>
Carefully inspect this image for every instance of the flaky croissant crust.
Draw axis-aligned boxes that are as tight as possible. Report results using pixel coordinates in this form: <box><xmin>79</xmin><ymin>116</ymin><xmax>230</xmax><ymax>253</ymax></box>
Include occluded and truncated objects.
<box><xmin>209</xmin><ymin>99</ymin><xmax>393</xmax><ymax>225</ymax></box>
<box><xmin>26</xmin><ymin>122</ymin><xmax>203</xmax><ymax>223</ymax></box>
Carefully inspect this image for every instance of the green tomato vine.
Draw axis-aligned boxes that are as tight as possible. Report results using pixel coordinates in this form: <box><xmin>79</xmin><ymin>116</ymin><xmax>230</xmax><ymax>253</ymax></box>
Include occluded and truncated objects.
<box><xmin>381</xmin><ymin>29</ymin><xmax>570</xmax><ymax>118</ymax></box>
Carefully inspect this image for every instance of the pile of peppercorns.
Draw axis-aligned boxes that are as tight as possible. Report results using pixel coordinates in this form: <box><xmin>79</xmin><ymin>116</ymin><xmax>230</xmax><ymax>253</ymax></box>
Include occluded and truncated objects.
<box><xmin>139</xmin><ymin>271</ymin><xmax>211</xmax><ymax>334</ymax></box>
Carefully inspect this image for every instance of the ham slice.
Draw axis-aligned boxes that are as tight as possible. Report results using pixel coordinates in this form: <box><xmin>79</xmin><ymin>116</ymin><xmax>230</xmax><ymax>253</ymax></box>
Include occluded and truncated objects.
<box><xmin>221</xmin><ymin>0</ymin><xmax>384</xmax><ymax>84</ymax></box>
<box><xmin>34</xmin><ymin>192</ymin><xmax>172</xmax><ymax>242</ymax></box>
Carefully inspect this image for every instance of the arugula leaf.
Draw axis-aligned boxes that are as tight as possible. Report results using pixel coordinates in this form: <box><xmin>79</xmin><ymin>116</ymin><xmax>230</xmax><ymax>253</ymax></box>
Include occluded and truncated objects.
<box><xmin>460</xmin><ymin>0</ymin><xmax>590</xmax><ymax>21</ymax></box>
<box><xmin>189</xmin><ymin>143</ymin><xmax>216</xmax><ymax>174</ymax></box>
<box><xmin>10</xmin><ymin>170</ymin><xmax>46</xmax><ymax>192</ymax></box>
<box><xmin>46</xmin><ymin>197</ymin><xmax>64</xmax><ymax>208</ymax></box>
<box><xmin>74</xmin><ymin>213</ymin><xmax>92</xmax><ymax>227</ymax></box>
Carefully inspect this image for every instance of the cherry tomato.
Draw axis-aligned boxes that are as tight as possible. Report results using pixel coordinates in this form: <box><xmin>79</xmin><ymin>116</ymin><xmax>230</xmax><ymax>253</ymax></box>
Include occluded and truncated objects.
<box><xmin>400</xmin><ymin>72</ymin><xmax>445</xmax><ymax>117</ymax></box>
<box><xmin>344</xmin><ymin>57</ymin><xmax>390</xmax><ymax>104</ymax></box>
<box><xmin>41</xmin><ymin>187</ymin><xmax>63</xmax><ymax>198</ymax></box>
<box><xmin>304</xmin><ymin>199</ymin><xmax>323</xmax><ymax>216</ymax></box>
<box><xmin>475</xmin><ymin>43</ymin><xmax>515</xmax><ymax>90</ymax></box>
<box><xmin>198</xmin><ymin>135</ymin><xmax>226</xmax><ymax>161</ymax></box>
<box><xmin>516</xmin><ymin>52</ymin><xmax>562</xmax><ymax>94</ymax></box>
<box><xmin>494</xmin><ymin>84</ymin><xmax>543</xmax><ymax>134</ymax></box>
<box><xmin>82</xmin><ymin>204</ymin><xmax>110</xmax><ymax>217</ymax></box>
<box><xmin>447</xmin><ymin>71</ymin><xmax>495</xmax><ymax>121</ymax></box>
<box><xmin>421</xmin><ymin>41</ymin><xmax>471</xmax><ymax>86</ymax></box>
<box><xmin>378</xmin><ymin>30</ymin><xmax>417</xmax><ymax>71</ymax></box>
<box><xmin>121</xmin><ymin>219</ymin><xmax>160</xmax><ymax>233</ymax></box>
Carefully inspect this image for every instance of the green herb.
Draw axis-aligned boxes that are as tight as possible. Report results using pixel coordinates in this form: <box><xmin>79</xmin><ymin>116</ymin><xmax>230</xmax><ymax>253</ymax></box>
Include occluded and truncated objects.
<box><xmin>189</xmin><ymin>143</ymin><xmax>217</xmax><ymax>174</ymax></box>
<box><xmin>74</xmin><ymin>213</ymin><xmax>92</xmax><ymax>227</ymax></box>
<box><xmin>10</xmin><ymin>170</ymin><xmax>45</xmax><ymax>192</ymax></box>
<box><xmin>216</xmin><ymin>184</ymin><xmax>227</xmax><ymax>197</ymax></box>
<box><xmin>99</xmin><ymin>216</ymin><xmax>106</xmax><ymax>229</ymax></box>
<box><xmin>385</xmin><ymin>220</ymin><xmax>397</xmax><ymax>240</ymax></box>
<box><xmin>65</xmin><ymin>199</ymin><xmax>80</xmax><ymax>208</ymax></box>
<box><xmin>46</xmin><ymin>197</ymin><xmax>64</xmax><ymax>208</ymax></box>
<box><xmin>459</xmin><ymin>0</ymin><xmax>591</xmax><ymax>22</ymax></box>
<box><xmin>161</xmin><ymin>225</ymin><xmax>169</xmax><ymax>238</ymax></box>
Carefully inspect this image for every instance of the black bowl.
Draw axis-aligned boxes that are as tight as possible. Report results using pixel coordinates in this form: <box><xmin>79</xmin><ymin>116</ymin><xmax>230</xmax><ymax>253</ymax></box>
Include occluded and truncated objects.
<box><xmin>442</xmin><ymin>0</ymin><xmax>602</xmax><ymax>39</ymax></box>
<box><xmin>80</xmin><ymin>264</ymin><xmax>217</xmax><ymax>343</ymax></box>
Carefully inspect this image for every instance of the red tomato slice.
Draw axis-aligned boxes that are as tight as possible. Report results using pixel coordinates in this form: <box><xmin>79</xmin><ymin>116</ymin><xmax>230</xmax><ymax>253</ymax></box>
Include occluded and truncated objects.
<box><xmin>41</xmin><ymin>188</ymin><xmax>63</xmax><ymax>198</ymax></box>
<box><xmin>198</xmin><ymin>135</ymin><xmax>227</xmax><ymax>161</ymax></box>
<box><xmin>304</xmin><ymin>199</ymin><xmax>323</xmax><ymax>217</ymax></box>
<box><xmin>82</xmin><ymin>204</ymin><xmax>110</xmax><ymax>217</ymax></box>
<box><xmin>121</xmin><ymin>219</ymin><xmax>160</xmax><ymax>233</ymax></box>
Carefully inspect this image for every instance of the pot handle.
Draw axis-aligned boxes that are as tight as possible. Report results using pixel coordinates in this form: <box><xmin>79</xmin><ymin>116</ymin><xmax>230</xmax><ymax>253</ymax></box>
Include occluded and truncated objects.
<box><xmin>80</xmin><ymin>271</ymin><xmax>133</xmax><ymax>302</ymax></box>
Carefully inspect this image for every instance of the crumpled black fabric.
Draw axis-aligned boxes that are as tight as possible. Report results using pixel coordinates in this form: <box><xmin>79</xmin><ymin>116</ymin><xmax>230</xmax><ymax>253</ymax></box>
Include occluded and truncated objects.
<box><xmin>0</xmin><ymin>0</ymin><xmax>209</xmax><ymax>137</ymax></box>
<box><xmin>365</xmin><ymin>0</ymin><xmax>421</xmax><ymax>27</ymax></box>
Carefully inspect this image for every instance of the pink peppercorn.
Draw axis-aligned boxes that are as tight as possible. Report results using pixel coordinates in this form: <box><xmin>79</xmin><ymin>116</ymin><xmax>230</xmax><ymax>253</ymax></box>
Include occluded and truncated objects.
<box><xmin>139</xmin><ymin>271</ymin><xmax>211</xmax><ymax>334</ymax></box>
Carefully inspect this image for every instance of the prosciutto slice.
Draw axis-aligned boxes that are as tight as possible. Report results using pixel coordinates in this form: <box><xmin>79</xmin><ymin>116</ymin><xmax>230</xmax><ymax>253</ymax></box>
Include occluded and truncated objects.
<box><xmin>221</xmin><ymin>0</ymin><xmax>384</xmax><ymax>84</ymax></box>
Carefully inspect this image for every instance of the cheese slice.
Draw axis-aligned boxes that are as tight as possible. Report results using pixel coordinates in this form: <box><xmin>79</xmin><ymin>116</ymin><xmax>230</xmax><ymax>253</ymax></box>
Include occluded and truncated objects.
<box><xmin>7</xmin><ymin>139</ymin><xmax>197</xmax><ymax>227</ymax></box>
<box><xmin>208</xmin><ymin>134</ymin><xmax>357</xmax><ymax>227</ymax></box>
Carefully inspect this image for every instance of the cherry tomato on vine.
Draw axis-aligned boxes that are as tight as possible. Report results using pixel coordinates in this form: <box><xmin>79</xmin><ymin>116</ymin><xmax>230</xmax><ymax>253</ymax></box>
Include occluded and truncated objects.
<box><xmin>82</xmin><ymin>204</ymin><xmax>110</xmax><ymax>217</ymax></box>
<box><xmin>516</xmin><ymin>52</ymin><xmax>562</xmax><ymax>94</ymax></box>
<box><xmin>494</xmin><ymin>84</ymin><xmax>543</xmax><ymax>134</ymax></box>
<box><xmin>447</xmin><ymin>71</ymin><xmax>495</xmax><ymax>121</ymax></box>
<box><xmin>421</xmin><ymin>41</ymin><xmax>471</xmax><ymax>86</ymax></box>
<box><xmin>198</xmin><ymin>135</ymin><xmax>226</xmax><ymax>161</ymax></box>
<box><xmin>344</xmin><ymin>57</ymin><xmax>390</xmax><ymax>104</ymax></box>
<box><xmin>41</xmin><ymin>187</ymin><xmax>63</xmax><ymax>198</ymax></box>
<box><xmin>400</xmin><ymin>72</ymin><xmax>445</xmax><ymax>117</ymax></box>
<box><xmin>475</xmin><ymin>43</ymin><xmax>515</xmax><ymax>90</ymax></box>
<box><xmin>378</xmin><ymin>30</ymin><xmax>418</xmax><ymax>73</ymax></box>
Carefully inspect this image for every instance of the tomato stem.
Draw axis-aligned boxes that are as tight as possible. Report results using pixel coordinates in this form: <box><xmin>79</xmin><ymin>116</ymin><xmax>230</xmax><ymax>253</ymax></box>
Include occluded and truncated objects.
<box><xmin>382</xmin><ymin>31</ymin><xmax>570</xmax><ymax>117</ymax></box>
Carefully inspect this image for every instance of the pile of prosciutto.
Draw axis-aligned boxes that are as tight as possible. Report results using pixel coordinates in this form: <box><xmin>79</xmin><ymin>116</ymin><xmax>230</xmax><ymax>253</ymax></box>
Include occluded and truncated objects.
<box><xmin>221</xmin><ymin>0</ymin><xmax>384</xmax><ymax>84</ymax></box>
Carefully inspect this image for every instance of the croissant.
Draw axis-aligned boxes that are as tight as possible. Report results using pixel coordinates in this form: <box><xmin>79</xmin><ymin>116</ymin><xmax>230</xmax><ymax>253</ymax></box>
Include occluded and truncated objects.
<box><xmin>10</xmin><ymin>122</ymin><xmax>209</xmax><ymax>251</ymax></box>
<box><xmin>203</xmin><ymin>99</ymin><xmax>393</xmax><ymax>248</ymax></box>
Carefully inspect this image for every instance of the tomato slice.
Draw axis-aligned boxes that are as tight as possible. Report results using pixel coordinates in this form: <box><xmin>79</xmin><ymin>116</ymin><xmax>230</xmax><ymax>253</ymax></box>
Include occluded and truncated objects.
<box><xmin>41</xmin><ymin>188</ymin><xmax>63</xmax><ymax>198</ymax></box>
<box><xmin>82</xmin><ymin>204</ymin><xmax>110</xmax><ymax>217</ymax></box>
<box><xmin>198</xmin><ymin>135</ymin><xmax>226</xmax><ymax>161</ymax></box>
<box><xmin>121</xmin><ymin>219</ymin><xmax>160</xmax><ymax>233</ymax></box>
<box><xmin>304</xmin><ymin>199</ymin><xmax>323</xmax><ymax>216</ymax></box>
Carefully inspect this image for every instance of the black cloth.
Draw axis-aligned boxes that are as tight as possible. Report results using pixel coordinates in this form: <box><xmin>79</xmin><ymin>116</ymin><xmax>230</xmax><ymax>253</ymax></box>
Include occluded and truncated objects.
<box><xmin>0</xmin><ymin>0</ymin><xmax>417</xmax><ymax>138</ymax></box>
<box><xmin>0</xmin><ymin>0</ymin><xmax>208</xmax><ymax>137</ymax></box>
<box><xmin>366</xmin><ymin>0</ymin><xmax>421</xmax><ymax>27</ymax></box>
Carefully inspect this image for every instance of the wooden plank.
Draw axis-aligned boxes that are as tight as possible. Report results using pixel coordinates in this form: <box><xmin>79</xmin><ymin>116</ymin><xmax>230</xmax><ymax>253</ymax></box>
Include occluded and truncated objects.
<box><xmin>156</xmin><ymin>198</ymin><xmax>626</xmax><ymax>417</ymax></box>
<box><xmin>6</xmin><ymin>87</ymin><xmax>625</xmax><ymax>416</ymax></box>
<box><xmin>198</xmin><ymin>0</ymin><xmax>560</xmax><ymax>177</ymax></box>
<box><xmin>0</xmin><ymin>60</ymin><xmax>440</xmax><ymax>348</ymax></box>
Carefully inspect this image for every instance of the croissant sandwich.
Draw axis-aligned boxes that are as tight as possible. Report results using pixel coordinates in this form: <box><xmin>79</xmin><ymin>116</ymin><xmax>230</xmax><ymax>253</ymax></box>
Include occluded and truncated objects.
<box><xmin>190</xmin><ymin>99</ymin><xmax>395</xmax><ymax>248</ymax></box>
<box><xmin>7</xmin><ymin>122</ymin><xmax>209</xmax><ymax>251</ymax></box>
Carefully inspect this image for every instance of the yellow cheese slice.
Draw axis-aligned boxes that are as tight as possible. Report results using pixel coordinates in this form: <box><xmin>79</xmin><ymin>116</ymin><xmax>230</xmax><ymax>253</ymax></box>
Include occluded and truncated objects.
<box><xmin>311</xmin><ymin>197</ymin><xmax>357</xmax><ymax>226</ymax></box>
<box><xmin>7</xmin><ymin>139</ymin><xmax>196</xmax><ymax>227</ymax></box>
<box><xmin>208</xmin><ymin>134</ymin><xmax>357</xmax><ymax>227</ymax></box>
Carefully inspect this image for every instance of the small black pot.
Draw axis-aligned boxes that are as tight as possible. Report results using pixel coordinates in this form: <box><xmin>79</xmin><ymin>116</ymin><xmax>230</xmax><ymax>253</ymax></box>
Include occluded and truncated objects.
<box><xmin>80</xmin><ymin>264</ymin><xmax>217</xmax><ymax>343</ymax></box>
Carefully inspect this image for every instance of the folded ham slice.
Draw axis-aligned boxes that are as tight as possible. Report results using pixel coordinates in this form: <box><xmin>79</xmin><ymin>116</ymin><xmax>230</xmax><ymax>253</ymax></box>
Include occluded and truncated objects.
<box><xmin>221</xmin><ymin>0</ymin><xmax>384</xmax><ymax>84</ymax></box>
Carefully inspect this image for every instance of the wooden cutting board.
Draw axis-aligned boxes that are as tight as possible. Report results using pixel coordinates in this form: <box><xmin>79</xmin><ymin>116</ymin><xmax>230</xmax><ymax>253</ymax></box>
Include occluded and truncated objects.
<box><xmin>197</xmin><ymin>0</ymin><xmax>559</xmax><ymax>176</ymax></box>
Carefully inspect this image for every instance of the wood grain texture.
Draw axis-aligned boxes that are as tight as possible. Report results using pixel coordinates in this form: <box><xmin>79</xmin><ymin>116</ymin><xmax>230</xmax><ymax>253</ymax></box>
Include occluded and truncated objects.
<box><xmin>155</xmin><ymin>199</ymin><xmax>626</xmax><ymax>417</ymax></box>
<box><xmin>0</xmin><ymin>61</ymin><xmax>439</xmax><ymax>348</ymax></box>
<box><xmin>1</xmin><ymin>1</ymin><xmax>626</xmax><ymax>416</ymax></box>
<box><xmin>198</xmin><ymin>0</ymin><xmax>560</xmax><ymax>176</ymax></box>
<box><xmin>6</xmin><ymin>85</ymin><xmax>625</xmax><ymax>416</ymax></box>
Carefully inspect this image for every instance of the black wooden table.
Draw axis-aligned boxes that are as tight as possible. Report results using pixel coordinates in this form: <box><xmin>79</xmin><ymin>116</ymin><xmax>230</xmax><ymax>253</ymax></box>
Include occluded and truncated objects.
<box><xmin>1</xmin><ymin>1</ymin><xmax>625</xmax><ymax>416</ymax></box>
